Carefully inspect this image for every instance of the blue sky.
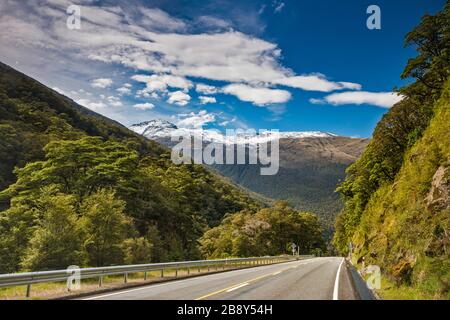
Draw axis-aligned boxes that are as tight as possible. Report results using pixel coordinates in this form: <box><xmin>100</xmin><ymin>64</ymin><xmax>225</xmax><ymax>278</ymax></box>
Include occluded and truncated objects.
<box><xmin>0</xmin><ymin>0</ymin><xmax>445</xmax><ymax>137</ymax></box>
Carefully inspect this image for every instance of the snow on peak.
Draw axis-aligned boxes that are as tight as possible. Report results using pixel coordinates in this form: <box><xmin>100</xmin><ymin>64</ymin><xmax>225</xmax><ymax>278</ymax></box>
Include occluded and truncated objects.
<box><xmin>130</xmin><ymin>119</ymin><xmax>336</xmax><ymax>144</ymax></box>
<box><xmin>130</xmin><ymin>119</ymin><xmax>178</xmax><ymax>136</ymax></box>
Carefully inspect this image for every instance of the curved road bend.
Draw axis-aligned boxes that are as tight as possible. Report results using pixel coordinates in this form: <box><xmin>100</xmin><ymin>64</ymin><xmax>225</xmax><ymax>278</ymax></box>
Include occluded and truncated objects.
<box><xmin>80</xmin><ymin>257</ymin><xmax>360</xmax><ymax>300</ymax></box>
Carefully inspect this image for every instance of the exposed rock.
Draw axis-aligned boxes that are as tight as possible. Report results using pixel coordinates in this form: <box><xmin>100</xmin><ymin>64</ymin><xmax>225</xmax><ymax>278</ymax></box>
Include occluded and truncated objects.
<box><xmin>425</xmin><ymin>165</ymin><xmax>450</xmax><ymax>211</ymax></box>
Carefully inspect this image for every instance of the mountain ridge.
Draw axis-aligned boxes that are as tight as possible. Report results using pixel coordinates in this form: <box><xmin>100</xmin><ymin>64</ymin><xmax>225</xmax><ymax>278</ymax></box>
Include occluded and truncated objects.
<box><xmin>131</xmin><ymin>118</ymin><xmax>369</xmax><ymax>237</ymax></box>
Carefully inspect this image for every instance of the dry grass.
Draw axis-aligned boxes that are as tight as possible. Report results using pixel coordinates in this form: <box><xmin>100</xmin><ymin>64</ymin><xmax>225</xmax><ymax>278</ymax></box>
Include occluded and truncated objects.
<box><xmin>0</xmin><ymin>264</ymin><xmax>243</xmax><ymax>300</ymax></box>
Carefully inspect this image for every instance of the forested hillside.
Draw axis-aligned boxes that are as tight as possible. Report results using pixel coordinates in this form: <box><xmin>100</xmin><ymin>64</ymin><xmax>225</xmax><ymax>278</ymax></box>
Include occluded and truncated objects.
<box><xmin>333</xmin><ymin>3</ymin><xmax>449</xmax><ymax>299</ymax></box>
<box><xmin>0</xmin><ymin>62</ymin><xmax>261</xmax><ymax>272</ymax></box>
<box><xmin>132</xmin><ymin>119</ymin><xmax>368</xmax><ymax>239</ymax></box>
<box><xmin>213</xmin><ymin>136</ymin><xmax>368</xmax><ymax>238</ymax></box>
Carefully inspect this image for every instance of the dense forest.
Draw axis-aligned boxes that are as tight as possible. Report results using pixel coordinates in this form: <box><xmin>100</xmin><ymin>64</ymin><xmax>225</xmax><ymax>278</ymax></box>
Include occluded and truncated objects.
<box><xmin>200</xmin><ymin>200</ymin><xmax>325</xmax><ymax>258</ymax></box>
<box><xmin>333</xmin><ymin>3</ymin><xmax>449</xmax><ymax>298</ymax></box>
<box><xmin>0</xmin><ymin>62</ymin><xmax>325</xmax><ymax>273</ymax></box>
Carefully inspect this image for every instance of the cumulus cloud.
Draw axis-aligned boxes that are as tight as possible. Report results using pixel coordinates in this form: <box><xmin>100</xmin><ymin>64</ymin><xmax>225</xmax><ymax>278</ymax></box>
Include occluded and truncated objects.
<box><xmin>106</xmin><ymin>95</ymin><xmax>123</xmax><ymax>107</ymax></box>
<box><xmin>310</xmin><ymin>91</ymin><xmax>403</xmax><ymax>108</ymax></box>
<box><xmin>177</xmin><ymin>110</ymin><xmax>216</xmax><ymax>128</ymax></box>
<box><xmin>116</xmin><ymin>83</ymin><xmax>132</xmax><ymax>95</ymax></box>
<box><xmin>199</xmin><ymin>96</ymin><xmax>217</xmax><ymax>104</ymax></box>
<box><xmin>76</xmin><ymin>98</ymin><xmax>107</xmax><ymax>110</ymax></box>
<box><xmin>132</xmin><ymin>74</ymin><xmax>193</xmax><ymax>94</ymax></box>
<box><xmin>195</xmin><ymin>83</ymin><xmax>218</xmax><ymax>95</ymax></box>
<box><xmin>222</xmin><ymin>84</ymin><xmax>291</xmax><ymax>106</ymax></box>
<box><xmin>133</xmin><ymin>102</ymin><xmax>155</xmax><ymax>110</ymax></box>
<box><xmin>91</xmin><ymin>78</ymin><xmax>113</xmax><ymax>89</ymax></box>
<box><xmin>91</xmin><ymin>78</ymin><xmax>113</xmax><ymax>88</ymax></box>
<box><xmin>0</xmin><ymin>1</ymin><xmax>364</xmax><ymax>113</ymax></box>
<box><xmin>167</xmin><ymin>91</ymin><xmax>191</xmax><ymax>106</ymax></box>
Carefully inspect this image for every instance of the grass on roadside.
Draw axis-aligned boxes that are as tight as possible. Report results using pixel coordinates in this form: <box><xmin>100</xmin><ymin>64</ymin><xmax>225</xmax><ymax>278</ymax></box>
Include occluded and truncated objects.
<box><xmin>0</xmin><ymin>263</ymin><xmax>243</xmax><ymax>300</ymax></box>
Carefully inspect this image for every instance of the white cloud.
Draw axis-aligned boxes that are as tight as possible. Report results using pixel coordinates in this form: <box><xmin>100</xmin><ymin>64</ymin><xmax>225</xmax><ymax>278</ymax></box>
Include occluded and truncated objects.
<box><xmin>52</xmin><ymin>87</ymin><xmax>65</xmax><ymax>95</ymax></box>
<box><xmin>138</xmin><ymin>7</ymin><xmax>187</xmax><ymax>32</ymax></box>
<box><xmin>91</xmin><ymin>78</ymin><xmax>113</xmax><ymax>88</ymax></box>
<box><xmin>275</xmin><ymin>75</ymin><xmax>361</xmax><ymax>92</ymax></box>
<box><xmin>76</xmin><ymin>98</ymin><xmax>107</xmax><ymax>110</ymax></box>
<box><xmin>222</xmin><ymin>84</ymin><xmax>291</xmax><ymax>106</ymax></box>
<box><xmin>116</xmin><ymin>83</ymin><xmax>132</xmax><ymax>95</ymax></box>
<box><xmin>274</xmin><ymin>2</ymin><xmax>285</xmax><ymax>13</ymax></box>
<box><xmin>195</xmin><ymin>15</ymin><xmax>232</xmax><ymax>30</ymax></box>
<box><xmin>106</xmin><ymin>95</ymin><xmax>123</xmax><ymax>107</ymax></box>
<box><xmin>199</xmin><ymin>96</ymin><xmax>217</xmax><ymax>104</ymax></box>
<box><xmin>0</xmin><ymin>1</ymin><xmax>365</xmax><ymax>117</ymax></box>
<box><xmin>167</xmin><ymin>90</ymin><xmax>191</xmax><ymax>106</ymax></box>
<box><xmin>133</xmin><ymin>102</ymin><xmax>155</xmax><ymax>110</ymax></box>
<box><xmin>132</xmin><ymin>74</ymin><xmax>192</xmax><ymax>94</ymax></box>
<box><xmin>195</xmin><ymin>83</ymin><xmax>218</xmax><ymax>95</ymax></box>
<box><xmin>310</xmin><ymin>91</ymin><xmax>403</xmax><ymax>108</ymax></box>
<box><xmin>308</xmin><ymin>98</ymin><xmax>325</xmax><ymax>105</ymax></box>
<box><xmin>177</xmin><ymin>110</ymin><xmax>215</xmax><ymax>128</ymax></box>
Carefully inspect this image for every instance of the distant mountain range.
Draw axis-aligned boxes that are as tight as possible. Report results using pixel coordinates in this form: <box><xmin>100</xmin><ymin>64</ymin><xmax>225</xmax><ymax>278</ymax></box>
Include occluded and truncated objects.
<box><xmin>130</xmin><ymin>120</ymin><xmax>370</xmax><ymax>237</ymax></box>
<box><xmin>130</xmin><ymin>119</ymin><xmax>337</xmax><ymax>145</ymax></box>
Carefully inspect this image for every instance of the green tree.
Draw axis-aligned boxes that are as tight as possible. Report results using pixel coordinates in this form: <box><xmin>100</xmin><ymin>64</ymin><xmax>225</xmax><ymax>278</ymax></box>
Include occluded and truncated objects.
<box><xmin>199</xmin><ymin>202</ymin><xmax>325</xmax><ymax>258</ymax></box>
<box><xmin>0</xmin><ymin>204</ymin><xmax>37</xmax><ymax>273</ymax></box>
<box><xmin>121</xmin><ymin>237</ymin><xmax>153</xmax><ymax>265</ymax></box>
<box><xmin>20</xmin><ymin>187</ymin><xmax>85</xmax><ymax>271</ymax></box>
<box><xmin>80</xmin><ymin>189</ymin><xmax>132</xmax><ymax>267</ymax></box>
<box><xmin>400</xmin><ymin>2</ymin><xmax>449</xmax><ymax>102</ymax></box>
<box><xmin>334</xmin><ymin>3</ymin><xmax>450</xmax><ymax>253</ymax></box>
<box><xmin>1</xmin><ymin>137</ymin><xmax>139</xmax><ymax>202</ymax></box>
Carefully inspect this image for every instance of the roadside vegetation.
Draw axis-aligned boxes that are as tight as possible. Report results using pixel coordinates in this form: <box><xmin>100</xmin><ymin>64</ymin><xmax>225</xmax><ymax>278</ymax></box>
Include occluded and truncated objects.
<box><xmin>200</xmin><ymin>200</ymin><xmax>326</xmax><ymax>258</ymax></box>
<box><xmin>333</xmin><ymin>2</ymin><xmax>449</xmax><ymax>299</ymax></box>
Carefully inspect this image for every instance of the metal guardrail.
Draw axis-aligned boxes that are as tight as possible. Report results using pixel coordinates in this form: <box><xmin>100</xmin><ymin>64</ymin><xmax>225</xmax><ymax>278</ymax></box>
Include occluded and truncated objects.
<box><xmin>0</xmin><ymin>255</ymin><xmax>313</xmax><ymax>298</ymax></box>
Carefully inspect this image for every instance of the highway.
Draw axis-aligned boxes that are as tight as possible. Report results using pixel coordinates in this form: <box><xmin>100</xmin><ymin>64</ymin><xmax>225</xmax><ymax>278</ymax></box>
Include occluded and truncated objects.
<box><xmin>80</xmin><ymin>257</ymin><xmax>363</xmax><ymax>300</ymax></box>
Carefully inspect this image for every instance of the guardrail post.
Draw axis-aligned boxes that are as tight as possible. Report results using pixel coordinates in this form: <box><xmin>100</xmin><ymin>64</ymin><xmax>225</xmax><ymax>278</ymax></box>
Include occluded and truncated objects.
<box><xmin>187</xmin><ymin>267</ymin><xmax>190</xmax><ymax>275</ymax></box>
<box><xmin>124</xmin><ymin>273</ymin><xmax>128</xmax><ymax>283</ymax></box>
<box><xmin>198</xmin><ymin>266</ymin><xmax>200</xmax><ymax>273</ymax></box>
<box><xmin>175</xmin><ymin>269</ymin><xmax>178</xmax><ymax>277</ymax></box>
<box><xmin>99</xmin><ymin>276</ymin><xmax>103</xmax><ymax>287</ymax></box>
<box><xmin>161</xmin><ymin>269</ymin><xmax>164</xmax><ymax>278</ymax></box>
<box><xmin>26</xmin><ymin>284</ymin><xmax>31</xmax><ymax>298</ymax></box>
<box><xmin>144</xmin><ymin>272</ymin><xmax>147</xmax><ymax>281</ymax></box>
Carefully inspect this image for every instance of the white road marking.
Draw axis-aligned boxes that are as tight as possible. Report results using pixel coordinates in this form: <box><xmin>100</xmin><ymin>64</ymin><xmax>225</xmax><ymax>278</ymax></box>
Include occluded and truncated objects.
<box><xmin>82</xmin><ymin>259</ymin><xmax>306</xmax><ymax>300</ymax></box>
<box><xmin>272</xmin><ymin>271</ymin><xmax>282</xmax><ymax>275</ymax></box>
<box><xmin>333</xmin><ymin>258</ymin><xmax>345</xmax><ymax>300</ymax></box>
<box><xmin>226</xmin><ymin>282</ymin><xmax>249</xmax><ymax>292</ymax></box>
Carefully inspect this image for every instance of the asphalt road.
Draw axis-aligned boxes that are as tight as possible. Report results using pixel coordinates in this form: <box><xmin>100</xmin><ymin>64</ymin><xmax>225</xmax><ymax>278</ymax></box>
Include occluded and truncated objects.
<box><xmin>80</xmin><ymin>257</ymin><xmax>361</xmax><ymax>300</ymax></box>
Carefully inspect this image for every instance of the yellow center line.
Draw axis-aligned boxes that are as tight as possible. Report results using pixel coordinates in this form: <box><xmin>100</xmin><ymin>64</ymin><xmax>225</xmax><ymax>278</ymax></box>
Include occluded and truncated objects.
<box><xmin>194</xmin><ymin>263</ymin><xmax>299</xmax><ymax>300</ymax></box>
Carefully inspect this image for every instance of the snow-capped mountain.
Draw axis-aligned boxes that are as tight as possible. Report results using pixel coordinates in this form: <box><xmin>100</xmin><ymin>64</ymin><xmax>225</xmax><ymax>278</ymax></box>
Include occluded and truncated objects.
<box><xmin>130</xmin><ymin>119</ymin><xmax>337</xmax><ymax>145</ymax></box>
<box><xmin>129</xmin><ymin>119</ymin><xmax>178</xmax><ymax>137</ymax></box>
<box><xmin>130</xmin><ymin>119</ymin><xmax>369</xmax><ymax>236</ymax></box>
